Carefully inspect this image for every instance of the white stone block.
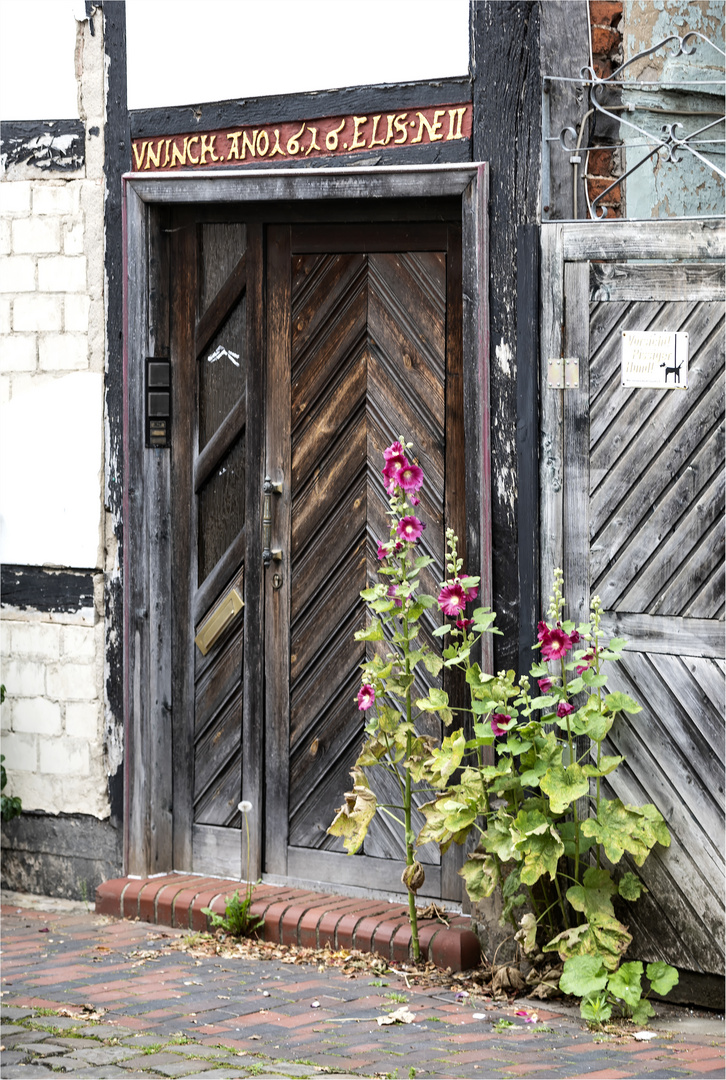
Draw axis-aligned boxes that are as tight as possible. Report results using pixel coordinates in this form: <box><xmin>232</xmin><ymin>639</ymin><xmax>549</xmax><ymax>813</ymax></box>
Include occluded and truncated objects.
<box><xmin>11</xmin><ymin>621</ymin><xmax>60</xmax><ymax>659</ymax></box>
<box><xmin>64</xmin><ymin>294</ymin><xmax>90</xmax><ymax>332</ymax></box>
<box><xmin>13</xmin><ymin>294</ymin><xmax>62</xmax><ymax>332</ymax></box>
<box><xmin>38</xmin><ymin>255</ymin><xmax>87</xmax><ymax>293</ymax></box>
<box><xmin>1</xmin><ymin>731</ymin><xmax>37</xmax><ymax>771</ymax></box>
<box><xmin>12</xmin><ymin>217</ymin><xmax>61</xmax><ymax>254</ymax></box>
<box><xmin>46</xmin><ymin>662</ymin><xmax>98</xmax><ymax>701</ymax></box>
<box><xmin>32</xmin><ymin>183</ymin><xmax>78</xmax><ymax>216</ymax></box>
<box><xmin>63</xmin><ymin>221</ymin><xmax>84</xmax><ymax>255</ymax></box>
<box><xmin>12</xmin><ymin>697</ymin><xmax>62</xmax><ymax>736</ymax></box>
<box><xmin>65</xmin><ymin>701</ymin><xmax>99</xmax><ymax>739</ymax></box>
<box><xmin>0</xmin><ymin>334</ymin><xmax>36</xmax><ymax>373</ymax></box>
<box><xmin>62</xmin><ymin>624</ymin><xmax>96</xmax><ymax>660</ymax></box>
<box><xmin>39</xmin><ymin>736</ymin><xmax>90</xmax><ymax>776</ymax></box>
<box><xmin>39</xmin><ymin>333</ymin><xmax>88</xmax><ymax>372</ymax></box>
<box><xmin>0</xmin><ymin>377</ymin><xmax>9</xmax><ymax>405</ymax></box>
<box><xmin>3</xmin><ymin>658</ymin><xmax>46</xmax><ymax>697</ymax></box>
<box><xmin>0</xmin><ymin>299</ymin><xmax>10</xmax><ymax>335</ymax></box>
<box><xmin>0</xmin><ymin>181</ymin><xmax>31</xmax><ymax>216</ymax></box>
<box><xmin>0</xmin><ymin>255</ymin><xmax>35</xmax><ymax>293</ymax></box>
<box><xmin>0</xmin><ymin>219</ymin><xmax>10</xmax><ymax>255</ymax></box>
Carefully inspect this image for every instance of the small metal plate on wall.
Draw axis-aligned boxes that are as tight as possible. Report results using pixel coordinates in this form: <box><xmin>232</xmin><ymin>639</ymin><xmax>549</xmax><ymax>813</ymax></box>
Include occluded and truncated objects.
<box><xmin>547</xmin><ymin>356</ymin><xmax>579</xmax><ymax>389</ymax></box>
<box><xmin>195</xmin><ymin>585</ymin><xmax>244</xmax><ymax>656</ymax></box>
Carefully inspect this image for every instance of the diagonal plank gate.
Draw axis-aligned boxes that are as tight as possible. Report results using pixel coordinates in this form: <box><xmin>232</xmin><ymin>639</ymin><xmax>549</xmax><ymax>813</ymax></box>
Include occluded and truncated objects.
<box><xmin>540</xmin><ymin>219</ymin><xmax>725</xmax><ymax>982</ymax></box>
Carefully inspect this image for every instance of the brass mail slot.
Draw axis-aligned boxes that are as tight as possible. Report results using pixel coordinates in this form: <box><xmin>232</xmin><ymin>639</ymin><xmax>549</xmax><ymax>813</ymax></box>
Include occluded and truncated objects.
<box><xmin>194</xmin><ymin>586</ymin><xmax>244</xmax><ymax>656</ymax></box>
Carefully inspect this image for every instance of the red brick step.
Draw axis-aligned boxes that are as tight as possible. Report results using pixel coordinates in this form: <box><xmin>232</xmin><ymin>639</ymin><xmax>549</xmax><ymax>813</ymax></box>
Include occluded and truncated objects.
<box><xmin>96</xmin><ymin>874</ymin><xmax>480</xmax><ymax>972</ymax></box>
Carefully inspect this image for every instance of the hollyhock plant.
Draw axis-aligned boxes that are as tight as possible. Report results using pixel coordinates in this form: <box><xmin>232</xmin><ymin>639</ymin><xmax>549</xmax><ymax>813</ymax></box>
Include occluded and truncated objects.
<box><xmin>396</xmin><ymin>462</ymin><xmax>424</xmax><ymax>492</ymax></box>
<box><xmin>438</xmin><ymin>581</ymin><xmax>468</xmax><ymax>617</ymax></box>
<box><xmin>556</xmin><ymin>701</ymin><xmax>575</xmax><ymax>718</ymax></box>
<box><xmin>397</xmin><ymin>515</ymin><xmax>425</xmax><ymax>543</ymax></box>
<box><xmin>540</xmin><ymin>626</ymin><xmax>574</xmax><ymax>662</ymax></box>
<box><xmin>490</xmin><ymin>713</ymin><xmax>511</xmax><ymax>736</ymax></box>
<box><xmin>538</xmin><ymin>676</ymin><xmax>553</xmax><ymax>693</ymax></box>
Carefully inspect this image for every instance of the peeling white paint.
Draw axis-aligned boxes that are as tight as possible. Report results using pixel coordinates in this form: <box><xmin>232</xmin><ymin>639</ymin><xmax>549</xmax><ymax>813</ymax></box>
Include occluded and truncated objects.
<box><xmin>495</xmin><ymin>339</ymin><xmax>514</xmax><ymax>378</ymax></box>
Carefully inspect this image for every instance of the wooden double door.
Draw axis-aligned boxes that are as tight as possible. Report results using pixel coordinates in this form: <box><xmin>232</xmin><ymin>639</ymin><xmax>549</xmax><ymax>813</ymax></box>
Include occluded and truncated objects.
<box><xmin>169</xmin><ymin>211</ymin><xmax>466</xmax><ymax>899</ymax></box>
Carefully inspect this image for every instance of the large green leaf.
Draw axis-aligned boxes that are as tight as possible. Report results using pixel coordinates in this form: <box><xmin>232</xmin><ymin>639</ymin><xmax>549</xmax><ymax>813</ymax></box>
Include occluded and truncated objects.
<box><xmin>519</xmin><ymin>731</ymin><xmax>563</xmax><ymax>788</ymax></box>
<box><xmin>581</xmin><ymin>799</ymin><xmax>670</xmax><ymax>866</ymax></box>
<box><xmin>422</xmin><ymin>653</ymin><xmax>444</xmax><ymax>677</ymax></box>
<box><xmin>566</xmin><ymin>867</ymin><xmax>617</xmax><ymax>920</ymax></box>
<box><xmin>559</xmin><ymin>955</ymin><xmax>608</xmax><ymax>998</ymax></box>
<box><xmin>631</xmin><ymin>998</ymin><xmax>656</xmax><ymax>1024</ymax></box>
<box><xmin>466</xmin><ymin>663</ymin><xmax>495</xmax><ymax>690</ymax></box>
<box><xmin>605</xmin><ymin>691</ymin><xmax>642</xmax><ymax>715</ymax></box>
<box><xmin>607</xmin><ymin>961</ymin><xmax>643</xmax><ymax>1009</ymax></box>
<box><xmin>425</xmin><ymin>730</ymin><xmax>466</xmax><ymax>788</ymax></box>
<box><xmin>377</xmin><ymin>706</ymin><xmax>403</xmax><ymax>734</ymax></box>
<box><xmin>481</xmin><ymin>813</ymin><xmax>518</xmax><ymax>863</ymax></box>
<box><xmin>354</xmin><ymin>621</ymin><xmax>384</xmax><ymax>642</ymax></box>
<box><xmin>540</xmin><ymin>763</ymin><xmax>590</xmax><ymax>815</ymax></box>
<box><xmin>512</xmin><ymin>811</ymin><xmax>564</xmax><ymax>885</ymax></box>
<box><xmin>458</xmin><ymin>852</ymin><xmax>498</xmax><ymax>900</ymax></box>
<box><xmin>583</xmin><ymin>754</ymin><xmax>624</xmax><ymax>778</ymax></box>
<box><xmin>415</xmin><ymin>687</ymin><xmax>453</xmax><ymax>725</ymax></box>
<box><xmin>543</xmin><ymin>913</ymin><xmax>631</xmax><ymax>971</ymax></box>
<box><xmin>646</xmin><ymin>962</ymin><xmax>679</xmax><ymax>997</ymax></box>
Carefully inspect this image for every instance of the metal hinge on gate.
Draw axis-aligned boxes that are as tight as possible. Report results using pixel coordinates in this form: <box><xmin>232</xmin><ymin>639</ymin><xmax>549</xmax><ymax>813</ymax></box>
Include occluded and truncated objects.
<box><xmin>548</xmin><ymin>356</ymin><xmax>579</xmax><ymax>389</ymax></box>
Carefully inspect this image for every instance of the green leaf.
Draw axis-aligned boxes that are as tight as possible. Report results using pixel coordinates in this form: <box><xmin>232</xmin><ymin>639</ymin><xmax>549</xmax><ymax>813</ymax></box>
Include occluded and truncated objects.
<box><xmin>566</xmin><ymin>677</ymin><xmax>584</xmax><ymax>694</ymax></box>
<box><xmin>529</xmin><ymin>694</ymin><xmax>557</xmax><ymax>709</ymax></box>
<box><xmin>559</xmin><ymin>955</ymin><xmax>609</xmax><ymax>999</ymax></box>
<box><xmin>518</xmin><ymin>731</ymin><xmax>563</xmax><ymax>788</ymax></box>
<box><xmin>422</xmin><ymin>653</ymin><xmax>444</xmax><ymax>677</ymax></box>
<box><xmin>582</xmin><ymin>668</ymin><xmax>608</xmax><ymax>687</ymax></box>
<box><xmin>415</xmin><ymin>687</ymin><xmax>451</xmax><ymax>716</ymax></box>
<box><xmin>540</xmin><ymin>763</ymin><xmax>590</xmax><ymax>815</ymax></box>
<box><xmin>583</xmin><ymin>754</ymin><xmax>625</xmax><ymax>778</ymax></box>
<box><xmin>512</xmin><ymin>811</ymin><xmax>564</xmax><ymax>884</ymax></box>
<box><xmin>582</xmin><ymin>799</ymin><xmax>670</xmax><ymax>866</ymax></box>
<box><xmin>607</xmin><ymin>961</ymin><xmax>643</xmax><ymax>1009</ymax></box>
<box><xmin>377</xmin><ymin>706</ymin><xmax>403</xmax><ymax>734</ymax></box>
<box><xmin>544</xmin><ymin>913</ymin><xmax>632</xmax><ymax>971</ymax></box>
<box><xmin>580</xmin><ymin>992</ymin><xmax>613</xmax><ymax>1024</ymax></box>
<box><xmin>566</xmin><ymin>867</ymin><xmax>617</xmax><ymax>920</ymax></box>
<box><xmin>516</xmin><ymin>912</ymin><xmax>538</xmax><ymax>956</ymax></box>
<box><xmin>646</xmin><ymin>962</ymin><xmax>679</xmax><ymax>997</ymax></box>
<box><xmin>605</xmin><ymin>691</ymin><xmax>642</xmax><ymax>715</ymax></box>
<box><xmin>425</xmin><ymin>730</ymin><xmax>467</xmax><ymax>788</ymax></box>
<box><xmin>607</xmin><ymin>638</ymin><xmax>627</xmax><ymax>651</ymax></box>
<box><xmin>361</xmin><ymin>586</ymin><xmax>384</xmax><ymax>601</ymax></box>
<box><xmin>631</xmin><ymin>998</ymin><xmax>656</xmax><ymax>1025</ymax></box>
<box><xmin>371</xmin><ymin>598</ymin><xmax>395</xmax><ymax>613</ymax></box>
<box><xmin>466</xmin><ymin>664</ymin><xmax>495</xmax><ymax>689</ymax></box>
<box><xmin>481</xmin><ymin>814</ymin><xmax>518</xmax><ymax>863</ymax></box>
<box><xmin>529</xmin><ymin>661</ymin><xmax>550</xmax><ymax>678</ymax></box>
<box><xmin>458</xmin><ymin>852</ymin><xmax>498</xmax><ymax>900</ymax></box>
<box><xmin>432</xmin><ymin>624</ymin><xmax>451</xmax><ymax>638</ymax></box>
<box><xmin>355</xmin><ymin>621</ymin><xmax>384</xmax><ymax>642</ymax></box>
<box><xmin>618</xmin><ymin>871</ymin><xmax>646</xmax><ymax>902</ymax></box>
<box><xmin>414</xmin><ymin>556</ymin><xmax>435</xmax><ymax>570</ymax></box>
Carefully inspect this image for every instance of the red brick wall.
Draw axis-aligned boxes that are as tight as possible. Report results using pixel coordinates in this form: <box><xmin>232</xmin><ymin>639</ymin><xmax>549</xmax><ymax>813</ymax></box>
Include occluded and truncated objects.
<box><xmin>587</xmin><ymin>0</ymin><xmax>623</xmax><ymax>217</ymax></box>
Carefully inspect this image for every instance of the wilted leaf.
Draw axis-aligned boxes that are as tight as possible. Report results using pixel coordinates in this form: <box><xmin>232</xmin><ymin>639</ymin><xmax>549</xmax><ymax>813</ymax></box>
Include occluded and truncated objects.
<box><xmin>327</xmin><ymin>771</ymin><xmax>377</xmax><ymax>854</ymax></box>
<box><xmin>377</xmin><ymin>1006</ymin><xmax>415</xmax><ymax>1026</ymax></box>
<box><xmin>459</xmin><ymin>852</ymin><xmax>498</xmax><ymax>900</ymax></box>
<box><xmin>540</xmin><ymin>764</ymin><xmax>590</xmax><ymax>815</ymax></box>
<box><xmin>515</xmin><ymin>912</ymin><xmax>538</xmax><ymax>956</ymax></box>
<box><xmin>492</xmin><ymin>964</ymin><xmax>526</xmax><ymax>995</ymax></box>
<box><xmin>581</xmin><ymin>799</ymin><xmax>670</xmax><ymax>866</ymax></box>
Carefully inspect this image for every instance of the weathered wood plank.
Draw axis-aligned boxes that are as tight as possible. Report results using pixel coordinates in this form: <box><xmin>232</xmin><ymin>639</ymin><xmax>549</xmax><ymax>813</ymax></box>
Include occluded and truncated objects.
<box><xmin>286</xmin><ymin>846</ymin><xmax>442</xmax><ymax>897</ymax></box>
<box><xmin>591</xmin><ymin>262</ymin><xmax>726</xmax><ymax>302</ymax></box>
<box><xmin>563</xmin><ymin>261</ymin><xmax>591</xmax><ymax>627</ymax></box>
<box><xmin>195</xmin><ymin>252</ymin><xmax>247</xmax><ymax>358</ymax></box>
<box><xmin>653</xmin><ymin>654</ymin><xmax>725</xmax><ymax>774</ymax></box>
<box><xmin>599</xmin><ymin>612</ymin><xmax>724</xmax><ymax>658</ymax></box>
<box><xmin>539</xmin><ymin>224</ymin><xmax>564</xmax><ymax>604</ymax></box>
<box><xmin>264</xmin><ymin>225</ymin><xmax>292</xmax><ymax>877</ymax></box>
<box><xmin>192</xmin><ymin>824</ymin><xmax>242</xmax><ymax>880</ymax></box>
<box><xmin>194</xmin><ymin>392</ymin><xmax>246</xmax><ymax>493</ymax></box>
<box><xmin>562</xmin><ymin>220</ymin><xmax>725</xmax><ymax>262</ymax></box>
<box><xmin>291</xmin><ymin>223</ymin><xmax>449</xmax><ymax>253</ymax></box>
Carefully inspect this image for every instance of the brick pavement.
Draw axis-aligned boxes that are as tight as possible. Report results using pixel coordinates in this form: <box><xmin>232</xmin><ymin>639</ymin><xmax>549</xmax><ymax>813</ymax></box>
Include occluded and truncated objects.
<box><xmin>1</xmin><ymin>897</ymin><xmax>723</xmax><ymax>1079</ymax></box>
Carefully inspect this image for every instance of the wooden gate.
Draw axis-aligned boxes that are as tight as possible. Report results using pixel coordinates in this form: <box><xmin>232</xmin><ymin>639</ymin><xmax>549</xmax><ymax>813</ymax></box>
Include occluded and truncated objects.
<box><xmin>540</xmin><ymin>220</ymin><xmax>725</xmax><ymax>978</ymax></box>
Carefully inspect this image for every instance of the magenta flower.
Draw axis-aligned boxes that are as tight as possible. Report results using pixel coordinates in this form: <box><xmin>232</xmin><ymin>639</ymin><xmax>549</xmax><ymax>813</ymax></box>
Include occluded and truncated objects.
<box><xmin>410</xmin><ymin>494</ymin><xmax>420</xmax><ymax>506</ymax></box>
<box><xmin>387</xmin><ymin>584</ymin><xmax>403</xmax><ymax>609</ymax></box>
<box><xmin>396</xmin><ymin>516</ymin><xmax>425</xmax><ymax>543</ymax></box>
<box><xmin>538</xmin><ymin>676</ymin><xmax>553</xmax><ymax>693</ymax></box>
<box><xmin>490</xmin><ymin>713</ymin><xmax>511</xmax><ymax>736</ymax></box>
<box><xmin>576</xmin><ymin>651</ymin><xmax>594</xmax><ymax>675</ymax></box>
<box><xmin>556</xmin><ymin>701</ymin><xmax>575</xmax><ymax>718</ymax></box>
<box><xmin>456</xmin><ymin>618</ymin><xmax>474</xmax><ymax>630</ymax></box>
<box><xmin>357</xmin><ymin>684</ymin><xmax>375</xmax><ymax>711</ymax></box>
<box><xmin>464</xmin><ymin>584</ymin><xmax>479</xmax><ymax>604</ymax></box>
<box><xmin>395</xmin><ymin>462</ymin><xmax>424</xmax><ymax>492</ymax></box>
<box><xmin>377</xmin><ymin>541</ymin><xmax>388</xmax><ymax>561</ymax></box>
<box><xmin>537</xmin><ymin>620</ymin><xmax>549</xmax><ymax>641</ymax></box>
<box><xmin>384</xmin><ymin>440</ymin><xmax>406</xmax><ymax>461</ymax></box>
<box><xmin>438</xmin><ymin>582</ymin><xmax>468</xmax><ymax>617</ymax></box>
<box><xmin>570</xmin><ymin>630</ymin><xmax>581</xmax><ymax>644</ymax></box>
<box><xmin>540</xmin><ymin>627</ymin><xmax>574</xmax><ymax>662</ymax></box>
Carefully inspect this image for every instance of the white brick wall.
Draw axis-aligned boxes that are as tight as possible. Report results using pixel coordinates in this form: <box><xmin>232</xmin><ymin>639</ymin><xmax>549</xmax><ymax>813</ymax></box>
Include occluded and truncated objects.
<box><xmin>0</xmin><ymin>14</ymin><xmax>111</xmax><ymax>821</ymax></box>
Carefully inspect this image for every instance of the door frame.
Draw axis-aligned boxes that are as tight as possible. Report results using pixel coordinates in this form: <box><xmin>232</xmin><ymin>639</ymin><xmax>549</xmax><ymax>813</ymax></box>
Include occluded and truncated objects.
<box><xmin>122</xmin><ymin>165</ymin><xmax>491</xmax><ymax>881</ymax></box>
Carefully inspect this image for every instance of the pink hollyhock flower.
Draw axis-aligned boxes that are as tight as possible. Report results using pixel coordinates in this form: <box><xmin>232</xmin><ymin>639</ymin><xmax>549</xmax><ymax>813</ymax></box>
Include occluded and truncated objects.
<box><xmin>464</xmin><ymin>584</ymin><xmax>479</xmax><ymax>603</ymax></box>
<box><xmin>538</xmin><ymin>677</ymin><xmax>553</xmax><ymax>693</ymax></box>
<box><xmin>357</xmin><ymin>684</ymin><xmax>375</xmax><ymax>711</ymax></box>
<box><xmin>570</xmin><ymin>630</ymin><xmax>581</xmax><ymax>644</ymax></box>
<box><xmin>387</xmin><ymin>584</ymin><xmax>403</xmax><ymax>609</ymax></box>
<box><xmin>395</xmin><ymin>462</ymin><xmax>424</xmax><ymax>492</ymax></box>
<box><xmin>540</xmin><ymin>627</ymin><xmax>574</xmax><ymax>662</ymax></box>
<box><xmin>396</xmin><ymin>516</ymin><xmax>425</xmax><ymax>543</ymax></box>
<box><xmin>384</xmin><ymin>440</ymin><xmax>405</xmax><ymax>461</ymax></box>
<box><xmin>456</xmin><ymin>618</ymin><xmax>474</xmax><ymax>630</ymax></box>
<box><xmin>410</xmin><ymin>494</ymin><xmax>420</xmax><ymax>506</ymax></box>
<box><xmin>537</xmin><ymin>620</ymin><xmax>549</xmax><ymax>641</ymax></box>
<box><xmin>490</xmin><ymin>713</ymin><xmax>511</xmax><ymax>736</ymax></box>
<box><xmin>377</xmin><ymin>541</ymin><xmax>388</xmax><ymax>561</ymax></box>
<box><xmin>556</xmin><ymin>701</ymin><xmax>575</xmax><ymax>718</ymax></box>
<box><xmin>438</xmin><ymin>582</ymin><xmax>468</xmax><ymax>616</ymax></box>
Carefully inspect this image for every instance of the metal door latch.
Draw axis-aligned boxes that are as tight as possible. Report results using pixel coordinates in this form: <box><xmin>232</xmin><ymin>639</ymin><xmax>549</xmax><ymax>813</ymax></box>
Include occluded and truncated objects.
<box><xmin>548</xmin><ymin>356</ymin><xmax>579</xmax><ymax>389</ymax></box>
<box><xmin>263</xmin><ymin>475</ymin><xmax>283</xmax><ymax>567</ymax></box>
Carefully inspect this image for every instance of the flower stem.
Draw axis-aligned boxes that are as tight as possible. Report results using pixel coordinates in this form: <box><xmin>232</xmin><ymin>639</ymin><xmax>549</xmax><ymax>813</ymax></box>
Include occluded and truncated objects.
<box><xmin>403</xmin><ymin>610</ymin><xmax>421</xmax><ymax>962</ymax></box>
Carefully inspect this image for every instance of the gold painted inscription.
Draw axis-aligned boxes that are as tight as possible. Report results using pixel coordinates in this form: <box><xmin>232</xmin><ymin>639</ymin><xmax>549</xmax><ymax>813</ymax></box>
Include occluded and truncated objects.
<box><xmin>131</xmin><ymin>103</ymin><xmax>472</xmax><ymax>172</ymax></box>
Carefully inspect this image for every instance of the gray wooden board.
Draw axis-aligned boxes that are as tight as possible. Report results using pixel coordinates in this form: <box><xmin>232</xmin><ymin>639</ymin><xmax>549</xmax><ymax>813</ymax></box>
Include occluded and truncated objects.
<box><xmin>192</xmin><ymin>824</ymin><xmax>242</xmax><ymax>880</ymax></box>
<box><xmin>561</xmin><ymin>220</ymin><xmax>725</xmax><ymax>262</ymax></box>
<box><xmin>599</xmin><ymin>612</ymin><xmax>725</xmax><ymax>659</ymax></box>
<box><xmin>591</xmin><ymin>262</ymin><xmax>726</xmax><ymax>301</ymax></box>
<box><xmin>286</xmin><ymin>846</ymin><xmax>441</xmax><ymax>896</ymax></box>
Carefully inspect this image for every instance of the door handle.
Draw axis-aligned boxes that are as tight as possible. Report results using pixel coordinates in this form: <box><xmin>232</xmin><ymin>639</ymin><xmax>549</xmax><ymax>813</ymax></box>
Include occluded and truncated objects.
<box><xmin>262</xmin><ymin>474</ymin><xmax>283</xmax><ymax>567</ymax></box>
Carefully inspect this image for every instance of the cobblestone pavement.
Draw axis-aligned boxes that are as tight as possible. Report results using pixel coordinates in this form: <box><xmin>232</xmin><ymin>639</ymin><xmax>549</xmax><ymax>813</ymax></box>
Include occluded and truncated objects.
<box><xmin>1</xmin><ymin>897</ymin><xmax>723</xmax><ymax>1080</ymax></box>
